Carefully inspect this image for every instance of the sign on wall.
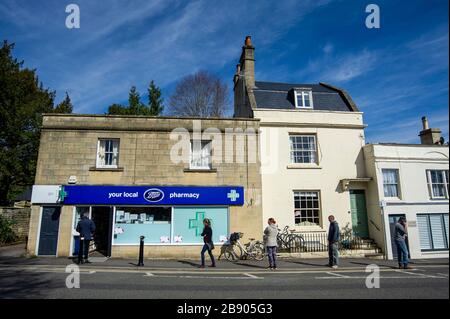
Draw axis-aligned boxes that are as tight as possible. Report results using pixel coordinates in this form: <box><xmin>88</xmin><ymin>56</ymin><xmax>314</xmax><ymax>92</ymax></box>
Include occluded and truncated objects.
<box><xmin>31</xmin><ymin>185</ymin><xmax>61</xmax><ymax>204</ymax></box>
<box><xmin>60</xmin><ymin>185</ymin><xmax>244</xmax><ymax>206</ymax></box>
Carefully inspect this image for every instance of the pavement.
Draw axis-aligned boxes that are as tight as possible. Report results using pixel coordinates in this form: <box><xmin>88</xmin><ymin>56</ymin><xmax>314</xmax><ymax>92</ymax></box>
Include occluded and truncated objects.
<box><xmin>0</xmin><ymin>243</ymin><xmax>26</xmax><ymax>258</ymax></box>
<box><xmin>0</xmin><ymin>244</ymin><xmax>448</xmax><ymax>299</ymax></box>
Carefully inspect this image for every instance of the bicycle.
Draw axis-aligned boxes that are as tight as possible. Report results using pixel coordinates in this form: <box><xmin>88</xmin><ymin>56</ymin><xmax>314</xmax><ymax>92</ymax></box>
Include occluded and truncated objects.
<box><xmin>277</xmin><ymin>226</ymin><xmax>305</xmax><ymax>251</ymax></box>
<box><xmin>224</xmin><ymin>232</ymin><xmax>265</xmax><ymax>262</ymax></box>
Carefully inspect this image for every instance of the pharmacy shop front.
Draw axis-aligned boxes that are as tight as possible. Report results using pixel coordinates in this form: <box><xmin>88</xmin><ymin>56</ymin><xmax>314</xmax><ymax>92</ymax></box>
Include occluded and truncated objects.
<box><xmin>31</xmin><ymin>185</ymin><xmax>244</xmax><ymax>258</ymax></box>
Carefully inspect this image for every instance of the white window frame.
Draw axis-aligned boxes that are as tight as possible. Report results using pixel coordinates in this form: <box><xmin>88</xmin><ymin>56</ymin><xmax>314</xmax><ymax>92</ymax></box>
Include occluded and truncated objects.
<box><xmin>96</xmin><ymin>138</ymin><xmax>120</xmax><ymax>169</ymax></box>
<box><xmin>289</xmin><ymin>134</ymin><xmax>318</xmax><ymax>164</ymax></box>
<box><xmin>190</xmin><ymin>140</ymin><xmax>212</xmax><ymax>170</ymax></box>
<box><xmin>417</xmin><ymin>213</ymin><xmax>449</xmax><ymax>251</ymax></box>
<box><xmin>293</xmin><ymin>190</ymin><xmax>321</xmax><ymax>226</ymax></box>
<box><xmin>426</xmin><ymin>170</ymin><xmax>449</xmax><ymax>199</ymax></box>
<box><xmin>382</xmin><ymin>169</ymin><xmax>401</xmax><ymax>199</ymax></box>
<box><xmin>294</xmin><ymin>90</ymin><xmax>313</xmax><ymax>109</ymax></box>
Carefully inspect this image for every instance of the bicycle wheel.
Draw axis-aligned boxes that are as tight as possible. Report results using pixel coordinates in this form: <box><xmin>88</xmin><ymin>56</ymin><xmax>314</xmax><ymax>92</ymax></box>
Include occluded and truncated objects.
<box><xmin>288</xmin><ymin>234</ymin><xmax>305</xmax><ymax>251</ymax></box>
<box><xmin>224</xmin><ymin>243</ymin><xmax>242</xmax><ymax>262</ymax></box>
<box><xmin>250</xmin><ymin>242</ymin><xmax>266</xmax><ymax>261</ymax></box>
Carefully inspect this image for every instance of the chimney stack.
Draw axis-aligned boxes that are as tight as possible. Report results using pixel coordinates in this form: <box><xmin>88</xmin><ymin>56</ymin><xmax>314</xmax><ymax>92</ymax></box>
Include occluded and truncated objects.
<box><xmin>239</xmin><ymin>35</ymin><xmax>255</xmax><ymax>88</ymax></box>
<box><xmin>422</xmin><ymin>116</ymin><xmax>429</xmax><ymax>130</ymax></box>
<box><xmin>419</xmin><ymin>116</ymin><xmax>443</xmax><ymax>145</ymax></box>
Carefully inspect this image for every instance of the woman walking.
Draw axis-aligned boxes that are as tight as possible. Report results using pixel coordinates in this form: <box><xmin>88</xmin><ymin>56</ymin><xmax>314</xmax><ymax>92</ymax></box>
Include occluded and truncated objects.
<box><xmin>264</xmin><ymin>218</ymin><xmax>279</xmax><ymax>270</ymax></box>
<box><xmin>199</xmin><ymin>218</ymin><xmax>216</xmax><ymax>268</ymax></box>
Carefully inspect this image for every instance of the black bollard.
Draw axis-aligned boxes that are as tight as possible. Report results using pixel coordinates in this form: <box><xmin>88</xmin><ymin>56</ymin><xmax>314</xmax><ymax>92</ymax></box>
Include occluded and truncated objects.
<box><xmin>137</xmin><ymin>235</ymin><xmax>145</xmax><ymax>266</ymax></box>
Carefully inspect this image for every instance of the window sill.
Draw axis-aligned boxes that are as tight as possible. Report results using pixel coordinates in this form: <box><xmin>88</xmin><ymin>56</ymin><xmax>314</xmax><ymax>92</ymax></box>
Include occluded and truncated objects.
<box><xmin>384</xmin><ymin>197</ymin><xmax>403</xmax><ymax>201</ymax></box>
<box><xmin>89</xmin><ymin>167</ymin><xmax>124</xmax><ymax>172</ymax></box>
<box><xmin>292</xmin><ymin>225</ymin><xmax>324</xmax><ymax>232</ymax></box>
<box><xmin>287</xmin><ymin>164</ymin><xmax>322</xmax><ymax>169</ymax></box>
<box><xmin>421</xmin><ymin>249</ymin><xmax>449</xmax><ymax>254</ymax></box>
<box><xmin>184</xmin><ymin>168</ymin><xmax>217</xmax><ymax>173</ymax></box>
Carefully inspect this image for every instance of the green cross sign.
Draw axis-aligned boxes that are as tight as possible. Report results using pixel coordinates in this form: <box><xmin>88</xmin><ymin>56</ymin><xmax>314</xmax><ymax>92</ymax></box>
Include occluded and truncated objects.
<box><xmin>189</xmin><ymin>212</ymin><xmax>206</xmax><ymax>237</ymax></box>
<box><xmin>227</xmin><ymin>189</ymin><xmax>240</xmax><ymax>202</ymax></box>
<box><xmin>58</xmin><ymin>186</ymin><xmax>68</xmax><ymax>202</ymax></box>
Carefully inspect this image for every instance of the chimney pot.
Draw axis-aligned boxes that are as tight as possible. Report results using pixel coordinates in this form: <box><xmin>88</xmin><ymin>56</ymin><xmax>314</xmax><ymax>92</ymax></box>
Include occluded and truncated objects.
<box><xmin>422</xmin><ymin>116</ymin><xmax>429</xmax><ymax>130</ymax></box>
<box><xmin>245</xmin><ymin>36</ymin><xmax>252</xmax><ymax>47</ymax></box>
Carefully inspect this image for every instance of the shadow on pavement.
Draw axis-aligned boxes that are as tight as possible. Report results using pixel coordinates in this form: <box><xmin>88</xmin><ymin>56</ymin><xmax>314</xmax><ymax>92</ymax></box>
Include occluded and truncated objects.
<box><xmin>283</xmin><ymin>260</ymin><xmax>327</xmax><ymax>267</ymax></box>
<box><xmin>233</xmin><ymin>262</ymin><xmax>267</xmax><ymax>269</ymax></box>
<box><xmin>178</xmin><ymin>260</ymin><xmax>200</xmax><ymax>268</ymax></box>
<box><xmin>349</xmin><ymin>260</ymin><xmax>398</xmax><ymax>269</ymax></box>
<box><xmin>0</xmin><ymin>269</ymin><xmax>53</xmax><ymax>299</ymax></box>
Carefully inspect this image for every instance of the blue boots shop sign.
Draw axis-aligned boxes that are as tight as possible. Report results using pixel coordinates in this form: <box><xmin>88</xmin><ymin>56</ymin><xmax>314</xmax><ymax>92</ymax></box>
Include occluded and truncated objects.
<box><xmin>57</xmin><ymin>185</ymin><xmax>244</xmax><ymax>206</ymax></box>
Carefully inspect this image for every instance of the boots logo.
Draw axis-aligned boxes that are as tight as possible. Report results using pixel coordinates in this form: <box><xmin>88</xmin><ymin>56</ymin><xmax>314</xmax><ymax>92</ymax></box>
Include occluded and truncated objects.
<box><xmin>143</xmin><ymin>188</ymin><xmax>164</xmax><ymax>202</ymax></box>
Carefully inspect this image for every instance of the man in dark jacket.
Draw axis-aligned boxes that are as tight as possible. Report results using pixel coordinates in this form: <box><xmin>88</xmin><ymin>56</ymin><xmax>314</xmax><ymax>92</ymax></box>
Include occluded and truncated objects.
<box><xmin>76</xmin><ymin>212</ymin><xmax>96</xmax><ymax>264</ymax></box>
<box><xmin>327</xmin><ymin>215</ymin><xmax>340</xmax><ymax>268</ymax></box>
<box><xmin>395</xmin><ymin>217</ymin><xmax>410</xmax><ymax>269</ymax></box>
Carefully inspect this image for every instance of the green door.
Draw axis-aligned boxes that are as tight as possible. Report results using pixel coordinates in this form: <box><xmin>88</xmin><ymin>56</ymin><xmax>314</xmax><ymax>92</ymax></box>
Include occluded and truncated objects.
<box><xmin>350</xmin><ymin>190</ymin><xmax>369</xmax><ymax>238</ymax></box>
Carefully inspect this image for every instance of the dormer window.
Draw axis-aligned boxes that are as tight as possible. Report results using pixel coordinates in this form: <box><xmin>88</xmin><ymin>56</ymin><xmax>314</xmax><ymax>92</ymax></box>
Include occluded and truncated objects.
<box><xmin>294</xmin><ymin>90</ymin><xmax>313</xmax><ymax>109</ymax></box>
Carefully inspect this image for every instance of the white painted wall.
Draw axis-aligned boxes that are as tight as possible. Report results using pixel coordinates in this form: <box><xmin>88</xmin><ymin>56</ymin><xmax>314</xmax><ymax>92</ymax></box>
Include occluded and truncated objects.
<box><xmin>255</xmin><ymin>109</ymin><xmax>367</xmax><ymax>232</ymax></box>
<box><xmin>363</xmin><ymin>144</ymin><xmax>449</xmax><ymax>259</ymax></box>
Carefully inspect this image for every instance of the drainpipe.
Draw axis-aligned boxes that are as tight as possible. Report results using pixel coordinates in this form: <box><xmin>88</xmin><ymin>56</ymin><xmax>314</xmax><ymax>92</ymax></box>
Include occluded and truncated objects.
<box><xmin>380</xmin><ymin>200</ymin><xmax>388</xmax><ymax>260</ymax></box>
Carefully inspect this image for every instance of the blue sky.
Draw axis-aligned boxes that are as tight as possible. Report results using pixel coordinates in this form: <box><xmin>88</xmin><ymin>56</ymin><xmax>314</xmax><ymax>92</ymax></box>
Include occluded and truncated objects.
<box><xmin>1</xmin><ymin>0</ymin><xmax>448</xmax><ymax>143</ymax></box>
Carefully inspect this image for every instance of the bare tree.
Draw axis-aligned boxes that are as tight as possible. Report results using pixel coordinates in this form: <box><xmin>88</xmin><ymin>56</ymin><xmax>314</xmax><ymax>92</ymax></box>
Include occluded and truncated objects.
<box><xmin>168</xmin><ymin>71</ymin><xmax>229</xmax><ymax>118</ymax></box>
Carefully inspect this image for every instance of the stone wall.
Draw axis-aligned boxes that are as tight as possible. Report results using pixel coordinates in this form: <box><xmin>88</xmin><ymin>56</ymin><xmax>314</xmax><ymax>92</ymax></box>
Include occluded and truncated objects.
<box><xmin>0</xmin><ymin>207</ymin><xmax>31</xmax><ymax>241</ymax></box>
<box><xmin>35</xmin><ymin>115</ymin><xmax>261</xmax><ymax>189</ymax></box>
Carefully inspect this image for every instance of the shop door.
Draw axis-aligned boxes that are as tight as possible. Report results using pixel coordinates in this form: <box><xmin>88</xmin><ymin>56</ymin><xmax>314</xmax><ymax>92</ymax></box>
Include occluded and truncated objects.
<box><xmin>350</xmin><ymin>190</ymin><xmax>369</xmax><ymax>238</ymax></box>
<box><xmin>38</xmin><ymin>207</ymin><xmax>61</xmax><ymax>256</ymax></box>
<box><xmin>91</xmin><ymin>206</ymin><xmax>113</xmax><ymax>257</ymax></box>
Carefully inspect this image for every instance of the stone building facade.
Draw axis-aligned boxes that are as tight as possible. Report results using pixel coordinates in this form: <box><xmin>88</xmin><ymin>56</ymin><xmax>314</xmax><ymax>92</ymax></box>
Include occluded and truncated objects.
<box><xmin>28</xmin><ymin>114</ymin><xmax>262</xmax><ymax>258</ymax></box>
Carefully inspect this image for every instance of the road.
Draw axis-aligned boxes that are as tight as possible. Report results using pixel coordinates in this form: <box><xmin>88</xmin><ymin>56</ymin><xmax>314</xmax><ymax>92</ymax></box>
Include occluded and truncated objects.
<box><xmin>0</xmin><ymin>258</ymin><xmax>448</xmax><ymax>299</ymax></box>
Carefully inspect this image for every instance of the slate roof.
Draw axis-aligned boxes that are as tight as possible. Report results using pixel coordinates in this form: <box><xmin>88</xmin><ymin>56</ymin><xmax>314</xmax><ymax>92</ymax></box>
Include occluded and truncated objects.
<box><xmin>253</xmin><ymin>81</ymin><xmax>356</xmax><ymax>112</ymax></box>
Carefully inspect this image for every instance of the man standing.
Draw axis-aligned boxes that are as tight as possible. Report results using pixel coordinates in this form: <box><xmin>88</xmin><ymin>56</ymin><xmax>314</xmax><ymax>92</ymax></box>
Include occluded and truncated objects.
<box><xmin>76</xmin><ymin>212</ymin><xmax>96</xmax><ymax>264</ymax></box>
<box><xmin>327</xmin><ymin>215</ymin><xmax>340</xmax><ymax>269</ymax></box>
<box><xmin>395</xmin><ymin>217</ymin><xmax>410</xmax><ymax>269</ymax></box>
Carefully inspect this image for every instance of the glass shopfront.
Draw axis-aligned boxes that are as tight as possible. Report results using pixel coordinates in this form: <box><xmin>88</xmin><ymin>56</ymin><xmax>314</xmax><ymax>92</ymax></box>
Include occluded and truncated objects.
<box><xmin>72</xmin><ymin>205</ymin><xmax>229</xmax><ymax>248</ymax></box>
<box><xmin>172</xmin><ymin>207</ymin><xmax>229</xmax><ymax>244</ymax></box>
<box><xmin>113</xmin><ymin>206</ymin><xmax>229</xmax><ymax>245</ymax></box>
<box><xmin>66</xmin><ymin>185</ymin><xmax>241</xmax><ymax>253</ymax></box>
<box><xmin>114</xmin><ymin>206</ymin><xmax>172</xmax><ymax>244</ymax></box>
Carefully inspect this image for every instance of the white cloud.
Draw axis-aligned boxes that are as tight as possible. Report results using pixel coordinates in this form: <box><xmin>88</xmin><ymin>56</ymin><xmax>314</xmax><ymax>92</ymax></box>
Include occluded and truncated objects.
<box><xmin>322</xmin><ymin>43</ymin><xmax>334</xmax><ymax>54</ymax></box>
<box><xmin>44</xmin><ymin>0</ymin><xmax>335</xmax><ymax>113</ymax></box>
<box><xmin>296</xmin><ymin>48</ymin><xmax>378</xmax><ymax>83</ymax></box>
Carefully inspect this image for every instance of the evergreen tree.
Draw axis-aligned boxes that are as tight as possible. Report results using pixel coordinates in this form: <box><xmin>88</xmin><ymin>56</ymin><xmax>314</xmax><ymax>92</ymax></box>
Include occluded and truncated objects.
<box><xmin>148</xmin><ymin>80</ymin><xmax>164</xmax><ymax>116</ymax></box>
<box><xmin>54</xmin><ymin>92</ymin><xmax>73</xmax><ymax>113</ymax></box>
<box><xmin>107</xmin><ymin>103</ymin><xmax>129</xmax><ymax>115</ymax></box>
<box><xmin>107</xmin><ymin>81</ymin><xmax>164</xmax><ymax>116</ymax></box>
<box><xmin>0</xmin><ymin>40</ymin><xmax>72</xmax><ymax>205</ymax></box>
<box><xmin>128</xmin><ymin>86</ymin><xmax>143</xmax><ymax>114</ymax></box>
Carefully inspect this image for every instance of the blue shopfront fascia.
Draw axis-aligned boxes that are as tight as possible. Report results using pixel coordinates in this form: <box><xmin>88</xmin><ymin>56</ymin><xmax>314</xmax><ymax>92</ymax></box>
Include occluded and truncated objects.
<box><xmin>61</xmin><ymin>185</ymin><xmax>244</xmax><ymax>206</ymax></box>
